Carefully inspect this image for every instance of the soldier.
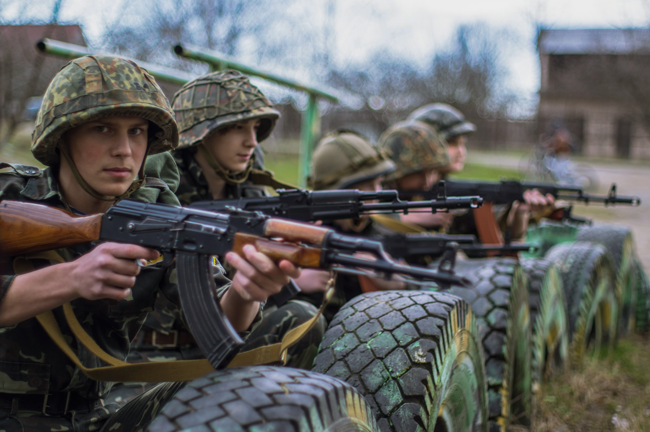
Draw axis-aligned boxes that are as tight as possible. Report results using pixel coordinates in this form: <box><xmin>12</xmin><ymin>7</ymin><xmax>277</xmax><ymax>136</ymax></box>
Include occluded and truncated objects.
<box><xmin>408</xmin><ymin>103</ymin><xmax>554</xmax><ymax>238</ymax></box>
<box><xmin>124</xmin><ymin>70</ymin><xmax>324</xmax><ymax>377</ymax></box>
<box><xmin>376</xmin><ymin>119</ymin><xmax>453</xmax><ymax>230</ymax></box>
<box><xmin>0</xmin><ymin>56</ymin><xmax>298</xmax><ymax>431</ymax></box>
<box><xmin>297</xmin><ymin>130</ymin><xmax>405</xmax><ymax>321</ymax></box>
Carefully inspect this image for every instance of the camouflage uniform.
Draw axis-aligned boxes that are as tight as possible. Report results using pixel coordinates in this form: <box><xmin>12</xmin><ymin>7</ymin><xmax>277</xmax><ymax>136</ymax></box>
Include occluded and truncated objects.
<box><xmin>122</xmin><ymin>70</ymin><xmax>324</xmax><ymax>395</ymax></box>
<box><xmin>302</xmin><ymin>131</ymin><xmax>397</xmax><ymax>321</ymax></box>
<box><xmin>0</xmin><ymin>56</ymin><xmax>251</xmax><ymax>431</ymax></box>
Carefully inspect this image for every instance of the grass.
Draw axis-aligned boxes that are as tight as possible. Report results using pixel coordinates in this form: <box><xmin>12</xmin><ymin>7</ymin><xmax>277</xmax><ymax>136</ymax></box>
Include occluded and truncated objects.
<box><xmin>533</xmin><ymin>335</ymin><xmax>650</xmax><ymax>431</ymax></box>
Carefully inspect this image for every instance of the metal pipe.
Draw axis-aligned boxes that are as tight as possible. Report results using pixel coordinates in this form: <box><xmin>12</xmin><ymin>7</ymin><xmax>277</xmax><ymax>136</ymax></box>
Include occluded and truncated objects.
<box><xmin>173</xmin><ymin>44</ymin><xmax>338</xmax><ymax>102</ymax></box>
<box><xmin>36</xmin><ymin>39</ymin><xmax>194</xmax><ymax>86</ymax></box>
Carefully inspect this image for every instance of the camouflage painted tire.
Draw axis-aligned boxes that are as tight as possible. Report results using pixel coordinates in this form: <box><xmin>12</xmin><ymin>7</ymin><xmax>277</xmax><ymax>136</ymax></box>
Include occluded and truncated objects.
<box><xmin>147</xmin><ymin>366</ymin><xmax>377</xmax><ymax>431</ymax></box>
<box><xmin>545</xmin><ymin>242</ymin><xmax>618</xmax><ymax>364</ymax></box>
<box><xmin>448</xmin><ymin>258</ymin><xmax>532</xmax><ymax>431</ymax></box>
<box><xmin>312</xmin><ymin>291</ymin><xmax>488</xmax><ymax>432</ymax></box>
<box><xmin>520</xmin><ymin>258</ymin><xmax>569</xmax><ymax>387</ymax></box>
<box><xmin>631</xmin><ymin>259</ymin><xmax>650</xmax><ymax>333</ymax></box>
<box><xmin>576</xmin><ymin>225</ymin><xmax>635</xmax><ymax>334</ymax></box>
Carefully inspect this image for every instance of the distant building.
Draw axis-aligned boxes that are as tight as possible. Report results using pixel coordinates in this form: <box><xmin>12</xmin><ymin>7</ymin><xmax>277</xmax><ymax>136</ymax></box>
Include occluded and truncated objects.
<box><xmin>538</xmin><ymin>28</ymin><xmax>650</xmax><ymax>159</ymax></box>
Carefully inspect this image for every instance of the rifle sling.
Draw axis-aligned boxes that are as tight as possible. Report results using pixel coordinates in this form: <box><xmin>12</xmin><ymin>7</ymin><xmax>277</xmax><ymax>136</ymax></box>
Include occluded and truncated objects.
<box><xmin>14</xmin><ymin>251</ymin><xmax>329</xmax><ymax>382</ymax></box>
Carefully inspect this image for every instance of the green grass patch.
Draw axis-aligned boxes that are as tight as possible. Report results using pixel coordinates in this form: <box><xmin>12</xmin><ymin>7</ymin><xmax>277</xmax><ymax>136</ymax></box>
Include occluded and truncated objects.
<box><xmin>535</xmin><ymin>335</ymin><xmax>650</xmax><ymax>431</ymax></box>
<box><xmin>450</xmin><ymin>162</ymin><xmax>523</xmax><ymax>181</ymax></box>
<box><xmin>266</xmin><ymin>153</ymin><xmax>300</xmax><ymax>186</ymax></box>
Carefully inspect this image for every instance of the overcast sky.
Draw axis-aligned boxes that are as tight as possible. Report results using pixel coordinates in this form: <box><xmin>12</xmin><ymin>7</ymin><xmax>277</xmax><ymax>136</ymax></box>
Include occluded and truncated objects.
<box><xmin>3</xmin><ymin>0</ymin><xmax>650</xmax><ymax>111</ymax></box>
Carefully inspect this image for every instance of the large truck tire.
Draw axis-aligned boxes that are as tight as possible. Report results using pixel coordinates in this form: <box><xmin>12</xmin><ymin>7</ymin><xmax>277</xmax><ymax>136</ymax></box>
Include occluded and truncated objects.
<box><xmin>576</xmin><ymin>225</ymin><xmax>635</xmax><ymax>334</ymax></box>
<box><xmin>631</xmin><ymin>259</ymin><xmax>650</xmax><ymax>334</ymax></box>
<box><xmin>447</xmin><ymin>258</ymin><xmax>532</xmax><ymax>431</ymax></box>
<box><xmin>520</xmin><ymin>258</ymin><xmax>569</xmax><ymax>387</ymax></box>
<box><xmin>545</xmin><ymin>242</ymin><xmax>618</xmax><ymax>364</ymax></box>
<box><xmin>312</xmin><ymin>291</ymin><xmax>488</xmax><ymax>432</ymax></box>
<box><xmin>147</xmin><ymin>366</ymin><xmax>377</xmax><ymax>432</ymax></box>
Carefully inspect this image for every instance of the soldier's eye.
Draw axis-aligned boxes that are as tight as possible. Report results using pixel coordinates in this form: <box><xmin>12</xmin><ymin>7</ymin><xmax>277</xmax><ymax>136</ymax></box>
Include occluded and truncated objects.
<box><xmin>94</xmin><ymin>126</ymin><xmax>109</xmax><ymax>133</ymax></box>
<box><xmin>129</xmin><ymin>128</ymin><xmax>143</xmax><ymax>135</ymax></box>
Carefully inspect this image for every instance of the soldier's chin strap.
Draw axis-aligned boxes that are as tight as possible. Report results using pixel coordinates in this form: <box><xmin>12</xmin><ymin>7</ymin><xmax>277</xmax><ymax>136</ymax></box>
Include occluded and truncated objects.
<box><xmin>58</xmin><ymin>145</ymin><xmax>147</xmax><ymax>203</ymax></box>
<box><xmin>197</xmin><ymin>144</ymin><xmax>297</xmax><ymax>189</ymax></box>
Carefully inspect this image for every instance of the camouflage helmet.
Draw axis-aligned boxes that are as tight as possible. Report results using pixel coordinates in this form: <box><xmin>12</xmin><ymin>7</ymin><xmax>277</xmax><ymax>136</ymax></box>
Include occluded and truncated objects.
<box><xmin>32</xmin><ymin>55</ymin><xmax>178</xmax><ymax>166</ymax></box>
<box><xmin>408</xmin><ymin>103</ymin><xmax>476</xmax><ymax>140</ymax></box>
<box><xmin>377</xmin><ymin>120</ymin><xmax>450</xmax><ymax>182</ymax></box>
<box><xmin>172</xmin><ymin>70</ymin><xmax>280</xmax><ymax>149</ymax></box>
<box><xmin>308</xmin><ymin>130</ymin><xmax>395</xmax><ymax>190</ymax></box>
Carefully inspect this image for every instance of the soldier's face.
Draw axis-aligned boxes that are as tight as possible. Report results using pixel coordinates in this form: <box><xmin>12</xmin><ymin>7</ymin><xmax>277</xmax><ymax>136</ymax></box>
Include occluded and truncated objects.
<box><xmin>441</xmin><ymin>135</ymin><xmax>467</xmax><ymax>174</ymax></box>
<box><xmin>203</xmin><ymin>119</ymin><xmax>260</xmax><ymax>173</ymax></box>
<box><xmin>397</xmin><ymin>168</ymin><xmax>437</xmax><ymax>191</ymax></box>
<box><xmin>61</xmin><ymin>116</ymin><xmax>149</xmax><ymax>197</ymax></box>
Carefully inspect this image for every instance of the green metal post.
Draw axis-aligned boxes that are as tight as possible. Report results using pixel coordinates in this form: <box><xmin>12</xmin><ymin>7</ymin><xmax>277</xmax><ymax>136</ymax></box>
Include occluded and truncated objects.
<box><xmin>174</xmin><ymin>44</ymin><xmax>338</xmax><ymax>186</ymax></box>
<box><xmin>36</xmin><ymin>39</ymin><xmax>193</xmax><ymax>86</ymax></box>
<box><xmin>299</xmin><ymin>94</ymin><xmax>320</xmax><ymax>187</ymax></box>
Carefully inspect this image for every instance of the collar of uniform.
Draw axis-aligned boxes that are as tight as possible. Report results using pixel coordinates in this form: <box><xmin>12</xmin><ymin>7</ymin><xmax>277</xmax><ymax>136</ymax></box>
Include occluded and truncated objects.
<box><xmin>19</xmin><ymin>166</ymin><xmax>65</xmax><ymax>202</ymax></box>
<box><xmin>177</xmin><ymin>148</ymin><xmax>209</xmax><ymax>188</ymax></box>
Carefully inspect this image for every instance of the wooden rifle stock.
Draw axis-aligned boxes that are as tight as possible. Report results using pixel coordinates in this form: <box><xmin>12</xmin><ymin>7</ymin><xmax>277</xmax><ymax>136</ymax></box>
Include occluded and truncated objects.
<box><xmin>0</xmin><ymin>201</ymin><xmax>101</xmax><ymax>256</ymax></box>
<box><xmin>232</xmin><ymin>233</ymin><xmax>323</xmax><ymax>268</ymax></box>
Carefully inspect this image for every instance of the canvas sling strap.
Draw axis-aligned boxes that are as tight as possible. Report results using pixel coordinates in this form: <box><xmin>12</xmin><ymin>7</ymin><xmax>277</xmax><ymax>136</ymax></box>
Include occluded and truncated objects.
<box><xmin>14</xmin><ymin>251</ymin><xmax>332</xmax><ymax>382</ymax></box>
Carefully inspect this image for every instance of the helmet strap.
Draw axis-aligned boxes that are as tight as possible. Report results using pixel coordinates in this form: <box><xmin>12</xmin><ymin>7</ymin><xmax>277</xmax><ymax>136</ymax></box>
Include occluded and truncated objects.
<box><xmin>197</xmin><ymin>144</ymin><xmax>253</xmax><ymax>185</ymax></box>
<box><xmin>58</xmin><ymin>145</ymin><xmax>148</xmax><ymax>204</ymax></box>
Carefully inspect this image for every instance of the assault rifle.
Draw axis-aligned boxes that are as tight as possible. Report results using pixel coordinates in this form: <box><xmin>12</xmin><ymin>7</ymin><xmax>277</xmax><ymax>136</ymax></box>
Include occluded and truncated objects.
<box><xmin>377</xmin><ymin>233</ymin><xmax>536</xmax><ymax>261</ymax></box>
<box><xmin>0</xmin><ymin>200</ymin><xmax>470</xmax><ymax>369</ymax></box>
<box><xmin>189</xmin><ymin>188</ymin><xmax>483</xmax><ymax>222</ymax></box>
<box><xmin>399</xmin><ymin>180</ymin><xmax>641</xmax><ymax>207</ymax></box>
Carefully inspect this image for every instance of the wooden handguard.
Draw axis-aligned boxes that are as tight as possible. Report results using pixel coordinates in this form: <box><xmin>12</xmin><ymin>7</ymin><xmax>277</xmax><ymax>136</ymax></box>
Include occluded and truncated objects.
<box><xmin>232</xmin><ymin>233</ymin><xmax>322</xmax><ymax>268</ymax></box>
<box><xmin>0</xmin><ymin>200</ymin><xmax>102</xmax><ymax>256</ymax></box>
<box><xmin>264</xmin><ymin>219</ymin><xmax>329</xmax><ymax>245</ymax></box>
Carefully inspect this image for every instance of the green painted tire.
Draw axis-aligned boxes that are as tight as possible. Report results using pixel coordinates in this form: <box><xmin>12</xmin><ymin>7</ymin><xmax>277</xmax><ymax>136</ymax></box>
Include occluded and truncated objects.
<box><xmin>313</xmin><ymin>291</ymin><xmax>488</xmax><ymax>432</ymax></box>
<box><xmin>447</xmin><ymin>258</ymin><xmax>532</xmax><ymax>432</ymax></box>
<box><xmin>545</xmin><ymin>242</ymin><xmax>618</xmax><ymax>364</ymax></box>
<box><xmin>148</xmin><ymin>366</ymin><xmax>377</xmax><ymax>432</ymax></box>
<box><xmin>631</xmin><ymin>259</ymin><xmax>650</xmax><ymax>333</ymax></box>
<box><xmin>520</xmin><ymin>258</ymin><xmax>569</xmax><ymax>387</ymax></box>
<box><xmin>576</xmin><ymin>225</ymin><xmax>635</xmax><ymax>334</ymax></box>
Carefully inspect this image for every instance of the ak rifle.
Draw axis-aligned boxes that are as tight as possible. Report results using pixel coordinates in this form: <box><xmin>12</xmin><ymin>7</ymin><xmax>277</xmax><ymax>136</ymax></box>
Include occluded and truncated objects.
<box><xmin>377</xmin><ymin>233</ymin><xmax>536</xmax><ymax>262</ymax></box>
<box><xmin>0</xmin><ymin>200</ymin><xmax>470</xmax><ymax>369</ymax></box>
<box><xmin>189</xmin><ymin>188</ymin><xmax>483</xmax><ymax>222</ymax></box>
<box><xmin>399</xmin><ymin>180</ymin><xmax>641</xmax><ymax>207</ymax></box>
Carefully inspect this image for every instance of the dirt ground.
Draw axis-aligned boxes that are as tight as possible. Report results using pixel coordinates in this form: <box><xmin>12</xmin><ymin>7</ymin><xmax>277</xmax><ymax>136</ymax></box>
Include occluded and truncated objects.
<box><xmin>469</xmin><ymin>151</ymin><xmax>650</xmax><ymax>274</ymax></box>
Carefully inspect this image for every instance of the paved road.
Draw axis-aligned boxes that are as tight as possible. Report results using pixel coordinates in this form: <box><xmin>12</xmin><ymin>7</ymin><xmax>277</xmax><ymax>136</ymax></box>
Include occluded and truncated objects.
<box><xmin>469</xmin><ymin>151</ymin><xmax>650</xmax><ymax>273</ymax></box>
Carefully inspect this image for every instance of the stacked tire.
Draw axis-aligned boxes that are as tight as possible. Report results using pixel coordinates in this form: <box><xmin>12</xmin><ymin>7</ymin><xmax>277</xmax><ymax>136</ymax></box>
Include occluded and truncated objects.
<box><xmin>313</xmin><ymin>291</ymin><xmax>488</xmax><ymax>432</ymax></box>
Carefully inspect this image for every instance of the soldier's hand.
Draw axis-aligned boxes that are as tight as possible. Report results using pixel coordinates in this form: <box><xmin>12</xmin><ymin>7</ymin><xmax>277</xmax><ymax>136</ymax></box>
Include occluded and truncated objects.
<box><xmin>69</xmin><ymin>242</ymin><xmax>159</xmax><ymax>301</ymax></box>
<box><xmin>521</xmin><ymin>189</ymin><xmax>556</xmax><ymax>216</ymax></box>
<box><xmin>294</xmin><ymin>269</ymin><xmax>331</xmax><ymax>293</ymax></box>
<box><xmin>226</xmin><ymin>245</ymin><xmax>301</xmax><ymax>303</ymax></box>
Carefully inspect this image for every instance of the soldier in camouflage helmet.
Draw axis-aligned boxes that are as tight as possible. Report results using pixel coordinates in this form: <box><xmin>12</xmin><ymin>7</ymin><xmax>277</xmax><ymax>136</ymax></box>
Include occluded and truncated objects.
<box><xmin>408</xmin><ymin>103</ymin><xmax>475</xmax><ymax>177</ymax></box>
<box><xmin>123</xmin><ymin>70</ymin><xmax>324</xmax><ymax>387</ymax></box>
<box><xmin>296</xmin><ymin>131</ymin><xmax>404</xmax><ymax>322</ymax></box>
<box><xmin>171</xmin><ymin>69</ymin><xmax>288</xmax><ymax>204</ymax></box>
<box><xmin>0</xmin><ymin>56</ymin><xmax>299</xmax><ymax>431</ymax></box>
<box><xmin>376</xmin><ymin>119</ymin><xmax>456</xmax><ymax>229</ymax></box>
<box><xmin>408</xmin><ymin>103</ymin><xmax>555</xmax><ymax>238</ymax></box>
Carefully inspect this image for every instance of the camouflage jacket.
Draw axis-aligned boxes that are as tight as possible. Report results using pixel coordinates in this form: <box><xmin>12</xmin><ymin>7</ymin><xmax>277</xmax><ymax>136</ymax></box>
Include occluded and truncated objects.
<box><xmin>173</xmin><ymin>147</ymin><xmax>267</xmax><ymax>206</ymax></box>
<box><xmin>0</xmin><ymin>159</ymin><xmax>230</xmax><ymax>399</ymax></box>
